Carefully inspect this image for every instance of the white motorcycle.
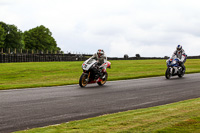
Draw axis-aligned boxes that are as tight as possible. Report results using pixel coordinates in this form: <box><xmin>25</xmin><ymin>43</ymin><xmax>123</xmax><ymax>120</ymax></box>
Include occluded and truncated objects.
<box><xmin>79</xmin><ymin>58</ymin><xmax>111</xmax><ymax>87</ymax></box>
<box><xmin>165</xmin><ymin>58</ymin><xmax>185</xmax><ymax>79</ymax></box>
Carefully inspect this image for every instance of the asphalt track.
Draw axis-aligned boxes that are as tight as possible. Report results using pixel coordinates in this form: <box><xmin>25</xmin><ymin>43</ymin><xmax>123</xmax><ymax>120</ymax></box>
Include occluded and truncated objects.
<box><xmin>0</xmin><ymin>73</ymin><xmax>200</xmax><ymax>133</ymax></box>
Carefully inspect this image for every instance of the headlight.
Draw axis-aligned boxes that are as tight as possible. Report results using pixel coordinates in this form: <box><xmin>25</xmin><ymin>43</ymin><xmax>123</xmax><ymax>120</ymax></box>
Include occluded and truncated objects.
<box><xmin>82</xmin><ymin>64</ymin><xmax>87</xmax><ymax>69</ymax></box>
<box><xmin>172</xmin><ymin>61</ymin><xmax>176</xmax><ymax>64</ymax></box>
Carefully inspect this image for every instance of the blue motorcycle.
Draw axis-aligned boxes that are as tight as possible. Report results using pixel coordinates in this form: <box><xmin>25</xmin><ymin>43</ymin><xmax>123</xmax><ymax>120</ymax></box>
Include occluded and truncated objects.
<box><xmin>165</xmin><ymin>58</ymin><xmax>185</xmax><ymax>79</ymax></box>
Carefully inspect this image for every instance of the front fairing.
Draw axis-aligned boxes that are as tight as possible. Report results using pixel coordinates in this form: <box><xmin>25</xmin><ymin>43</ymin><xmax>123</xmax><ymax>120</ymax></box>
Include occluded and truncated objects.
<box><xmin>82</xmin><ymin>58</ymin><xmax>97</xmax><ymax>71</ymax></box>
<box><xmin>167</xmin><ymin>58</ymin><xmax>179</xmax><ymax>67</ymax></box>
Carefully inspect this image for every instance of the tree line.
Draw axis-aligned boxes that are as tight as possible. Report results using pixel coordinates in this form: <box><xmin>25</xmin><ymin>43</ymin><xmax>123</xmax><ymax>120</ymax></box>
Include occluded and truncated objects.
<box><xmin>0</xmin><ymin>21</ymin><xmax>61</xmax><ymax>54</ymax></box>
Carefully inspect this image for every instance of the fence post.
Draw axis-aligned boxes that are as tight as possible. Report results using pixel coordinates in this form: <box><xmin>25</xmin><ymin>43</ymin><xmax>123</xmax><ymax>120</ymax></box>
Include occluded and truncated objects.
<box><xmin>32</xmin><ymin>50</ymin><xmax>34</xmax><ymax>54</ymax></box>
<box><xmin>27</xmin><ymin>49</ymin><xmax>28</xmax><ymax>54</ymax></box>
<box><xmin>14</xmin><ymin>48</ymin><xmax>16</xmax><ymax>54</ymax></box>
<box><xmin>46</xmin><ymin>50</ymin><xmax>48</xmax><ymax>54</ymax></box>
<box><xmin>1</xmin><ymin>48</ymin><xmax>3</xmax><ymax>54</ymax></box>
<box><xmin>8</xmin><ymin>48</ymin><xmax>10</xmax><ymax>54</ymax></box>
<box><xmin>20</xmin><ymin>49</ymin><xmax>22</xmax><ymax>54</ymax></box>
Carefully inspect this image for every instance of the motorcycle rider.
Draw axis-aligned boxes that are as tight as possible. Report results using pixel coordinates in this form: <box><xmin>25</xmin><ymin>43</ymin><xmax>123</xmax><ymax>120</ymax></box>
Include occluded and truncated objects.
<box><xmin>91</xmin><ymin>49</ymin><xmax>107</xmax><ymax>79</ymax></box>
<box><xmin>171</xmin><ymin>45</ymin><xmax>187</xmax><ymax>72</ymax></box>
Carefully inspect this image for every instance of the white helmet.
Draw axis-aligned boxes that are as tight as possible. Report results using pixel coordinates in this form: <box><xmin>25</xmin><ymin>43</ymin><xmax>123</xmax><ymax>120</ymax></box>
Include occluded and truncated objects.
<box><xmin>97</xmin><ymin>49</ymin><xmax>104</xmax><ymax>57</ymax></box>
<box><xmin>176</xmin><ymin>45</ymin><xmax>182</xmax><ymax>51</ymax></box>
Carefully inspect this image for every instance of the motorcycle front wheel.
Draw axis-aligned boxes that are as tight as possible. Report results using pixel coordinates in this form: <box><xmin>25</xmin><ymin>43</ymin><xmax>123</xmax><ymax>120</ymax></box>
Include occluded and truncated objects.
<box><xmin>165</xmin><ymin>68</ymin><xmax>171</xmax><ymax>79</ymax></box>
<box><xmin>97</xmin><ymin>72</ymin><xmax>108</xmax><ymax>86</ymax></box>
<box><xmin>79</xmin><ymin>73</ymin><xmax>88</xmax><ymax>87</ymax></box>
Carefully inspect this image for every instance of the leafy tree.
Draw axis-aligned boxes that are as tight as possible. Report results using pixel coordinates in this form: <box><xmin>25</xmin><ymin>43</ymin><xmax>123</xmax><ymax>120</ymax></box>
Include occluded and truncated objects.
<box><xmin>0</xmin><ymin>22</ymin><xmax>61</xmax><ymax>53</ymax></box>
<box><xmin>124</xmin><ymin>54</ymin><xmax>129</xmax><ymax>59</ymax></box>
<box><xmin>0</xmin><ymin>22</ymin><xmax>8</xmax><ymax>49</ymax></box>
<box><xmin>0</xmin><ymin>21</ymin><xmax>23</xmax><ymax>51</ymax></box>
<box><xmin>4</xmin><ymin>25</ymin><xmax>23</xmax><ymax>50</ymax></box>
<box><xmin>136</xmin><ymin>54</ymin><xmax>141</xmax><ymax>58</ymax></box>
<box><xmin>24</xmin><ymin>25</ymin><xmax>60</xmax><ymax>52</ymax></box>
<box><xmin>0</xmin><ymin>21</ymin><xmax>9</xmax><ymax>33</ymax></box>
<box><xmin>0</xmin><ymin>25</ymin><xmax>6</xmax><ymax>48</ymax></box>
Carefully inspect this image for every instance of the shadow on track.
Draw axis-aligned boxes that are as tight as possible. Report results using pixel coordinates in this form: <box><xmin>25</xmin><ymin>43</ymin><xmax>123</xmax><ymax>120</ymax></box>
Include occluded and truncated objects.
<box><xmin>78</xmin><ymin>85</ymin><xmax>110</xmax><ymax>90</ymax></box>
<box><xmin>165</xmin><ymin>77</ymin><xmax>186</xmax><ymax>80</ymax></box>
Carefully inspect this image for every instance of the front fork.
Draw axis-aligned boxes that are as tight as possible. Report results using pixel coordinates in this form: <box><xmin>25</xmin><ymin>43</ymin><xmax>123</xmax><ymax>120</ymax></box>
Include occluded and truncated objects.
<box><xmin>169</xmin><ymin>67</ymin><xmax>173</xmax><ymax>75</ymax></box>
<box><xmin>83</xmin><ymin>71</ymin><xmax>90</xmax><ymax>82</ymax></box>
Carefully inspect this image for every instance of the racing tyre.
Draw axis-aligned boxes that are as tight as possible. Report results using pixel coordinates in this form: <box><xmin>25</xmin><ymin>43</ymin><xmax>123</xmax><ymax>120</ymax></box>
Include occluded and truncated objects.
<box><xmin>79</xmin><ymin>73</ymin><xmax>88</xmax><ymax>87</ymax></box>
<box><xmin>97</xmin><ymin>72</ymin><xmax>108</xmax><ymax>86</ymax></box>
<box><xmin>165</xmin><ymin>68</ymin><xmax>171</xmax><ymax>79</ymax></box>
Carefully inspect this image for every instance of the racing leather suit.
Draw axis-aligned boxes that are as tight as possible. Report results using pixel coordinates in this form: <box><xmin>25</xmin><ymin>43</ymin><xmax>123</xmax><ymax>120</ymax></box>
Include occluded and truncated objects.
<box><xmin>171</xmin><ymin>49</ymin><xmax>187</xmax><ymax>71</ymax></box>
<box><xmin>91</xmin><ymin>53</ymin><xmax>107</xmax><ymax>78</ymax></box>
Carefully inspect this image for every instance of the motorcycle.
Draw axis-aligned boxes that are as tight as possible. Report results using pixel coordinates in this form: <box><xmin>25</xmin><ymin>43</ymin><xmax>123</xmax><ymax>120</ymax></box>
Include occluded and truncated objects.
<box><xmin>79</xmin><ymin>58</ymin><xmax>111</xmax><ymax>87</ymax></box>
<box><xmin>165</xmin><ymin>58</ymin><xmax>185</xmax><ymax>79</ymax></box>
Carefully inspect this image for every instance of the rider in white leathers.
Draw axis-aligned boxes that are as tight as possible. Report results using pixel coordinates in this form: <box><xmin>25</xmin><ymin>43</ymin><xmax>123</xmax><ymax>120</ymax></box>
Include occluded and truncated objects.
<box><xmin>91</xmin><ymin>49</ymin><xmax>107</xmax><ymax>79</ymax></box>
<box><xmin>171</xmin><ymin>45</ymin><xmax>187</xmax><ymax>71</ymax></box>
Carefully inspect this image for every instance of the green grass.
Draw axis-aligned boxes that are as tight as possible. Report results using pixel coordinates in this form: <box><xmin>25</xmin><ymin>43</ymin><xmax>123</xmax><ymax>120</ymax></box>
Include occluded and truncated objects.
<box><xmin>15</xmin><ymin>98</ymin><xmax>200</xmax><ymax>133</ymax></box>
<box><xmin>0</xmin><ymin>59</ymin><xmax>200</xmax><ymax>90</ymax></box>
<box><xmin>1</xmin><ymin>59</ymin><xmax>200</xmax><ymax>132</ymax></box>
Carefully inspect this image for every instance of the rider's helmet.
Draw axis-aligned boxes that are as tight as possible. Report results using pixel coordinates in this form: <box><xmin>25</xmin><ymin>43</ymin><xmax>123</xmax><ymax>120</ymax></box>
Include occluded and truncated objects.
<box><xmin>176</xmin><ymin>45</ymin><xmax>182</xmax><ymax>51</ymax></box>
<box><xmin>97</xmin><ymin>49</ymin><xmax>104</xmax><ymax>58</ymax></box>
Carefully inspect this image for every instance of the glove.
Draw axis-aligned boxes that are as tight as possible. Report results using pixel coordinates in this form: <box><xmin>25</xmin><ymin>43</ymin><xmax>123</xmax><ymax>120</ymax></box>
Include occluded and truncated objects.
<box><xmin>178</xmin><ymin>58</ymin><xmax>183</xmax><ymax>63</ymax></box>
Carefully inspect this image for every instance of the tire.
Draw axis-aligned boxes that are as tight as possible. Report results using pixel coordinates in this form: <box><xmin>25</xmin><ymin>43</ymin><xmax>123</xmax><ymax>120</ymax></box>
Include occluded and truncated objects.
<box><xmin>97</xmin><ymin>72</ymin><xmax>108</xmax><ymax>86</ymax></box>
<box><xmin>165</xmin><ymin>68</ymin><xmax>171</xmax><ymax>79</ymax></box>
<box><xmin>79</xmin><ymin>73</ymin><xmax>88</xmax><ymax>87</ymax></box>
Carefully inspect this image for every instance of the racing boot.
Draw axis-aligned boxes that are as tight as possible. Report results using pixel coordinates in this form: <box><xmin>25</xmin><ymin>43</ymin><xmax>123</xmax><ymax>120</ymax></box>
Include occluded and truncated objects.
<box><xmin>180</xmin><ymin>63</ymin><xmax>185</xmax><ymax>74</ymax></box>
<box><xmin>101</xmin><ymin>69</ymin><xmax>106</xmax><ymax>80</ymax></box>
<box><xmin>182</xmin><ymin>64</ymin><xmax>185</xmax><ymax>73</ymax></box>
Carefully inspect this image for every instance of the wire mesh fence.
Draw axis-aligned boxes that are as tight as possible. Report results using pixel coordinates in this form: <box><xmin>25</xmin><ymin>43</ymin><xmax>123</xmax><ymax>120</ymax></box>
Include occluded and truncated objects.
<box><xmin>0</xmin><ymin>48</ymin><xmax>92</xmax><ymax>63</ymax></box>
<box><xmin>0</xmin><ymin>54</ymin><xmax>92</xmax><ymax>63</ymax></box>
<box><xmin>0</xmin><ymin>48</ymin><xmax>199</xmax><ymax>63</ymax></box>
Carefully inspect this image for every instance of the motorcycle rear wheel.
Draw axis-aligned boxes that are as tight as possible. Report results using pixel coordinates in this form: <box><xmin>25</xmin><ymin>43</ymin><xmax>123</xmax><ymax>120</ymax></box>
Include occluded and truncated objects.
<box><xmin>97</xmin><ymin>72</ymin><xmax>108</xmax><ymax>86</ymax></box>
<box><xmin>79</xmin><ymin>73</ymin><xmax>88</xmax><ymax>87</ymax></box>
<box><xmin>165</xmin><ymin>68</ymin><xmax>171</xmax><ymax>79</ymax></box>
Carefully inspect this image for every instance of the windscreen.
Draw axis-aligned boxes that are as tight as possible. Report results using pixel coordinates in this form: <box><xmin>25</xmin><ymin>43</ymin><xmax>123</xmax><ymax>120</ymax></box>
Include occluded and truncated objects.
<box><xmin>86</xmin><ymin>59</ymin><xmax>96</xmax><ymax>64</ymax></box>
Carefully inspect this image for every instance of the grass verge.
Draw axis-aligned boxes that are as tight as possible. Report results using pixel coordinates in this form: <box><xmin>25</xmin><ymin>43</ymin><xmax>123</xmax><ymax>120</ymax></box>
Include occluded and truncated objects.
<box><xmin>1</xmin><ymin>59</ymin><xmax>200</xmax><ymax>132</ymax></box>
<box><xmin>15</xmin><ymin>98</ymin><xmax>200</xmax><ymax>133</ymax></box>
<box><xmin>0</xmin><ymin>59</ymin><xmax>200</xmax><ymax>90</ymax></box>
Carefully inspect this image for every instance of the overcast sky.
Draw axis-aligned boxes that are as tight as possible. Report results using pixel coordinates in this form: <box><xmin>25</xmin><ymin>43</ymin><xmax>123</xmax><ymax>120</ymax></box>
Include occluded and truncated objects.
<box><xmin>0</xmin><ymin>0</ymin><xmax>200</xmax><ymax>57</ymax></box>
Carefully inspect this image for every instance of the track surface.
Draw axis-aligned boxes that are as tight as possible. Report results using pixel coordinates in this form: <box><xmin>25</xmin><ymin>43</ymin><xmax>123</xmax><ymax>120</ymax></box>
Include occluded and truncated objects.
<box><xmin>0</xmin><ymin>73</ymin><xmax>200</xmax><ymax>133</ymax></box>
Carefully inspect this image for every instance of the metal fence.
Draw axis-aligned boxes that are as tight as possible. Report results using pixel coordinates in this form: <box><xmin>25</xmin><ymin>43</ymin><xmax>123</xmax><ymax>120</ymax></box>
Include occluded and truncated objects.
<box><xmin>0</xmin><ymin>53</ymin><xmax>91</xmax><ymax>63</ymax></box>
<box><xmin>0</xmin><ymin>48</ymin><xmax>93</xmax><ymax>63</ymax></box>
<box><xmin>0</xmin><ymin>47</ymin><xmax>199</xmax><ymax>63</ymax></box>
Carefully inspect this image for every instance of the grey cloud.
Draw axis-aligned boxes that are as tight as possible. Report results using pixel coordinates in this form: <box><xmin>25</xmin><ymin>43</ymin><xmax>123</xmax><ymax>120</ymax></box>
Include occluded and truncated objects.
<box><xmin>1</xmin><ymin>0</ymin><xmax>200</xmax><ymax>57</ymax></box>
